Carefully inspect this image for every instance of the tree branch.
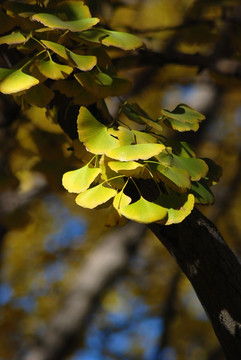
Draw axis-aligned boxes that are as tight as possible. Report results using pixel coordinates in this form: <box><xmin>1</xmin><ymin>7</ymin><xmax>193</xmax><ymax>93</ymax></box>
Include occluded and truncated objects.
<box><xmin>149</xmin><ymin>208</ymin><xmax>241</xmax><ymax>360</ymax></box>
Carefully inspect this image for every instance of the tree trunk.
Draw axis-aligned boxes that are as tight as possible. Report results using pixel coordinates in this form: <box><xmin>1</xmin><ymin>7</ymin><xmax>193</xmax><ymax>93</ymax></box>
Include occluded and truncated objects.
<box><xmin>149</xmin><ymin>208</ymin><xmax>241</xmax><ymax>360</ymax></box>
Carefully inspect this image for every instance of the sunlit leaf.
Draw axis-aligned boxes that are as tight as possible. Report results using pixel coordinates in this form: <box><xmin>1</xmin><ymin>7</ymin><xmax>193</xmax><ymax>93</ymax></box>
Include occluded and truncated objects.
<box><xmin>156</xmin><ymin>193</ymin><xmax>195</xmax><ymax>225</ymax></box>
<box><xmin>0</xmin><ymin>68</ymin><xmax>39</xmax><ymax>94</ymax></box>
<box><xmin>31</xmin><ymin>13</ymin><xmax>99</xmax><ymax>32</ymax></box>
<box><xmin>113</xmin><ymin>191</ymin><xmax>131</xmax><ymax>211</ymax></box>
<box><xmin>162</xmin><ymin>104</ymin><xmax>205</xmax><ymax>132</ymax></box>
<box><xmin>36</xmin><ymin>59</ymin><xmax>73</xmax><ymax>80</ymax></box>
<box><xmin>119</xmin><ymin>196</ymin><xmax>167</xmax><ymax>223</ymax></box>
<box><xmin>156</xmin><ymin>153</ymin><xmax>208</xmax><ymax>181</ymax></box>
<box><xmin>75</xmin><ymin>183</ymin><xmax>117</xmax><ymax>209</ymax></box>
<box><xmin>132</xmin><ymin>130</ymin><xmax>157</xmax><ymax>144</ymax></box>
<box><xmin>99</xmin><ymin>155</ymin><xmax>125</xmax><ymax>189</ymax></box>
<box><xmin>152</xmin><ymin>163</ymin><xmax>191</xmax><ymax>192</ymax></box>
<box><xmin>56</xmin><ymin>1</ymin><xmax>92</xmax><ymax>20</ymax></box>
<box><xmin>117</xmin><ymin>126</ymin><xmax>135</xmax><ymax>146</ymax></box>
<box><xmin>62</xmin><ymin>164</ymin><xmax>101</xmax><ymax>193</ymax></box>
<box><xmin>109</xmin><ymin>161</ymin><xmax>150</xmax><ymax>178</ymax></box>
<box><xmin>0</xmin><ymin>31</ymin><xmax>26</xmax><ymax>45</ymax></box>
<box><xmin>77</xmin><ymin>107</ymin><xmax>119</xmax><ymax>154</ymax></box>
<box><xmin>107</xmin><ymin>143</ymin><xmax>165</xmax><ymax>161</ymax></box>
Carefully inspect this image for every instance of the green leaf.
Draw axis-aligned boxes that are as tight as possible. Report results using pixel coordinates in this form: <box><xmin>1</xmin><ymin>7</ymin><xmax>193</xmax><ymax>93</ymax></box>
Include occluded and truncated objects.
<box><xmin>132</xmin><ymin>130</ymin><xmax>157</xmax><ymax>144</ymax></box>
<box><xmin>190</xmin><ymin>180</ymin><xmax>215</xmax><ymax>205</ymax></box>
<box><xmin>75</xmin><ymin>71</ymin><xmax>131</xmax><ymax>98</ymax></box>
<box><xmin>151</xmin><ymin>163</ymin><xmax>191</xmax><ymax>192</ymax></box>
<box><xmin>75</xmin><ymin>183</ymin><xmax>117</xmax><ymax>209</ymax></box>
<box><xmin>119</xmin><ymin>196</ymin><xmax>167</xmax><ymax>224</ymax></box>
<box><xmin>156</xmin><ymin>153</ymin><xmax>208</xmax><ymax>181</ymax></box>
<box><xmin>41</xmin><ymin>40</ymin><xmax>97</xmax><ymax>71</ymax></box>
<box><xmin>101</xmin><ymin>30</ymin><xmax>142</xmax><ymax>50</ymax></box>
<box><xmin>36</xmin><ymin>59</ymin><xmax>73</xmax><ymax>80</ymax></box>
<box><xmin>62</xmin><ymin>164</ymin><xmax>101</xmax><ymax>193</ymax></box>
<box><xmin>31</xmin><ymin>13</ymin><xmax>99</xmax><ymax>32</ymax></box>
<box><xmin>0</xmin><ymin>68</ymin><xmax>39</xmax><ymax>94</ymax></box>
<box><xmin>23</xmin><ymin>83</ymin><xmax>54</xmax><ymax>107</ymax></box>
<box><xmin>113</xmin><ymin>191</ymin><xmax>131</xmax><ymax>211</ymax></box>
<box><xmin>56</xmin><ymin>1</ymin><xmax>92</xmax><ymax>21</ymax></box>
<box><xmin>99</xmin><ymin>155</ymin><xmax>125</xmax><ymax>189</ymax></box>
<box><xmin>162</xmin><ymin>104</ymin><xmax>205</xmax><ymax>132</ymax></box>
<box><xmin>107</xmin><ymin>143</ymin><xmax>165</xmax><ymax>161</ymax></box>
<box><xmin>77</xmin><ymin>107</ymin><xmax>119</xmax><ymax>154</ymax></box>
<box><xmin>117</xmin><ymin>126</ymin><xmax>135</xmax><ymax>146</ymax></box>
<box><xmin>109</xmin><ymin>161</ymin><xmax>149</xmax><ymax>178</ymax></box>
<box><xmin>0</xmin><ymin>31</ymin><xmax>26</xmax><ymax>45</ymax></box>
<box><xmin>156</xmin><ymin>193</ymin><xmax>195</xmax><ymax>225</ymax></box>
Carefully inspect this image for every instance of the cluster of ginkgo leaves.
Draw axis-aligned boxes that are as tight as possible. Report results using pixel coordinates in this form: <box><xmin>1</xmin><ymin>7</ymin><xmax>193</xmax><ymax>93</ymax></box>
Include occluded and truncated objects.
<box><xmin>0</xmin><ymin>0</ymin><xmax>221</xmax><ymax>225</ymax></box>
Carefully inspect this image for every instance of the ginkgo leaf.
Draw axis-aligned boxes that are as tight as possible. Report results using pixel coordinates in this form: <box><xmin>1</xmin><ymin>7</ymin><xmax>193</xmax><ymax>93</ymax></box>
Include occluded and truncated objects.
<box><xmin>109</xmin><ymin>161</ymin><xmax>149</xmax><ymax>178</ymax></box>
<box><xmin>56</xmin><ymin>1</ymin><xmax>92</xmax><ymax>20</ymax></box>
<box><xmin>75</xmin><ymin>71</ymin><xmax>131</xmax><ymax>98</ymax></box>
<box><xmin>75</xmin><ymin>183</ymin><xmax>117</xmax><ymax>209</ymax></box>
<box><xmin>119</xmin><ymin>196</ymin><xmax>167</xmax><ymax>223</ymax></box>
<box><xmin>117</xmin><ymin>126</ymin><xmax>135</xmax><ymax>146</ymax></box>
<box><xmin>0</xmin><ymin>31</ymin><xmax>26</xmax><ymax>45</ymax></box>
<box><xmin>113</xmin><ymin>191</ymin><xmax>131</xmax><ymax>211</ymax></box>
<box><xmin>62</xmin><ymin>164</ymin><xmax>101</xmax><ymax>194</ymax></box>
<box><xmin>99</xmin><ymin>155</ymin><xmax>125</xmax><ymax>189</ymax></box>
<box><xmin>190</xmin><ymin>180</ymin><xmax>215</xmax><ymax>205</ymax></box>
<box><xmin>156</xmin><ymin>153</ymin><xmax>208</xmax><ymax>181</ymax></box>
<box><xmin>77</xmin><ymin>107</ymin><xmax>119</xmax><ymax>154</ymax></box>
<box><xmin>162</xmin><ymin>104</ymin><xmax>205</xmax><ymax>132</ymax></box>
<box><xmin>31</xmin><ymin>13</ymin><xmax>99</xmax><ymax>32</ymax></box>
<box><xmin>23</xmin><ymin>83</ymin><xmax>54</xmax><ymax>107</ymax></box>
<box><xmin>0</xmin><ymin>67</ymin><xmax>39</xmax><ymax>94</ymax></box>
<box><xmin>132</xmin><ymin>130</ymin><xmax>157</xmax><ymax>144</ymax></box>
<box><xmin>106</xmin><ymin>143</ymin><xmax>165</xmax><ymax>161</ymax></box>
<box><xmin>140</xmin><ymin>116</ymin><xmax>163</xmax><ymax>133</ymax></box>
<box><xmin>156</xmin><ymin>193</ymin><xmax>195</xmax><ymax>225</ymax></box>
<box><xmin>152</xmin><ymin>163</ymin><xmax>191</xmax><ymax>192</ymax></box>
<box><xmin>36</xmin><ymin>59</ymin><xmax>73</xmax><ymax>80</ymax></box>
<box><xmin>41</xmin><ymin>40</ymin><xmax>97</xmax><ymax>71</ymax></box>
<box><xmin>101</xmin><ymin>30</ymin><xmax>142</xmax><ymax>50</ymax></box>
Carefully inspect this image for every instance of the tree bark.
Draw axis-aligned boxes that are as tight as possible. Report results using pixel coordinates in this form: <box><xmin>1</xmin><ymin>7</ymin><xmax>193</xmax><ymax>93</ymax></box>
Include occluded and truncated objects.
<box><xmin>149</xmin><ymin>208</ymin><xmax>241</xmax><ymax>360</ymax></box>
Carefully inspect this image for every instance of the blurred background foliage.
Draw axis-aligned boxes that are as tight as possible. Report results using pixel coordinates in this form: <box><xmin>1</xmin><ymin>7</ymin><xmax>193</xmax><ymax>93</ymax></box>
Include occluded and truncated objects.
<box><xmin>0</xmin><ymin>0</ymin><xmax>241</xmax><ymax>359</ymax></box>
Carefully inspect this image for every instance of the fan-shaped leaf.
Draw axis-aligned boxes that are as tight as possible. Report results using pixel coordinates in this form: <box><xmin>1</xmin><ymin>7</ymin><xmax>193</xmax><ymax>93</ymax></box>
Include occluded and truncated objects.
<box><xmin>77</xmin><ymin>107</ymin><xmax>119</xmax><ymax>154</ymax></box>
<box><xmin>23</xmin><ymin>83</ymin><xmax>54</xmax><ymax>107</ymax></box>
<box><xmin>42</xmin><ymin>40</ymin><xmax>97</xmax><ymax>71</ymax></box>
<box><xmin>107</xmin><ymin>143</ymin><xmax>165</xmax><ymax>161</ymax></box>
<box><xmin>113</xmin><ymin>191</ymin><xmax>132</xmax><ymax>211</ymax></box>
<box><xmin>101</xmin><ymin>30</ymin><xmax>142</xmax><ymax>50</ymax></box>
<box><xmin>0</xmin><ymin>31</ymin><xmax>26</xmax><ymax>45</ymax></box>
<box><xmin>75</xmin><ymin>183</ymin><xmax>117</xmax><ymax>209</ymax></box>
<box><xmin>36</xmin><ymin>59</ymin><xmax>73</xmax><ymax>80</ymax></box>
<box><xmin>190</xmin><ymin>180</ymin><xmax>215</xmax><ymax>205</ymax></box>
<box><xmin>62</xmin><ymin>164</ymin><xmax>101</xmax><ymax>194</ymax></box>
<box><xmin>0</xmin><ymin>68</ymin><xmax>39</xmax><ymax>94</ymax></box>
<box><xmin>152</xmin><ymin>163</ymin><xmax>191</xmax><ymax>192</ymax></box>
<box><xmin>31</xmin><ymin>13</ymin><xmax>99</xmax><ymax>32</ymax></box>
<box><xmin>119</xmin><ymin>196</ymin><xmax>167</xmax><ymax>223</ymax></box>
<box><xmin>109</xmin><ymin>161</ymin><xmax>150</xmax><ymax>178</ymax></box>
<box><xmin>56</xmin><ymin>1</ymin><xmax>92</xmax><ymax>20</ymax></box>
<box><xmin>156</xmin><ymin>193</ymin><xmax>195</xmax><ymax>225</ymax></box>
<box><xmin>162</xmin><ymin>104</ymin><xmax>205</xmax><ymax>132</ymax></box>
<box><xmin>157</xmin><ymin>153</ymin><xmax>208</xmax><ymax>181</ymax></box>
<box><xmin>117</xmin><ymin>126</ymin><xmax>135</xmax><ymax>146</ymax></box>
<box><xmin>99</xmin><ymin>155</ymin><xmax>125</xmax><ymax>189</ymax></box>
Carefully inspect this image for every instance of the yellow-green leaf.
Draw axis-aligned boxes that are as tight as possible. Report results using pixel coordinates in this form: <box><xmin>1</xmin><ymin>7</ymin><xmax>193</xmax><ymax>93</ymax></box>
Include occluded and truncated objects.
<box><xmin>41</xmin><ymin>40</ymin><xmax>97</xmax><ymax>71</ymax></box>
<box><xmin>101</xmin><ymin>30</ymin><xmax>142</xmax><ymax>50</ymax></box>
<box><xmin>77</xmin><ymin>107</ymin><xmax>119</xmax><ymax>154</ymax></box>
<box><xmin>36</xmin><ymin>59</ymin><xmax>73</xmax><ymax>80</ymax></box>
<box><xmin>107</xmin><ymin>143</ymin><xmax>165</xmax><ymax>161</ymax></box>
<box><xmin>108</xmin><ymin>161</ymin><xmax>149</xmax><ymax>178</ymax></box>
<box><xmin>0</xmin><ymin>31</ymin><xmax>26</xmax><ymax>45</ymax></box>
<box><xmin>62</xmin><ymin>164</ymin><xmax>101</xmax><ymax>193</ymax></box>
<box><xmin>31</xmin><ymin>13</ymin><xmax>99</xmax><ymax>32</ymax></box>
<box><xmin>75</xmin><ymin>183</ymin><xmax>117</xmax><ymax>209</ymax></box>
<box><xmin>156</xmin><ymin>193</ymin><xmax>195</xmax><ymax>225</ymax></box>
<box><xmin>119</xmin><ymin>196</ymin><xmax>167</xmax><ymax>224</ymax></box>
<box><xmin>113</xmin><ymin>192</ymin><xmax>131</xmax><ymax>211</ymax></box>
<box><xmin>0</xmin><ymin>68</ymin><xmax>39</xmax><ymax>94</ymax></box>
